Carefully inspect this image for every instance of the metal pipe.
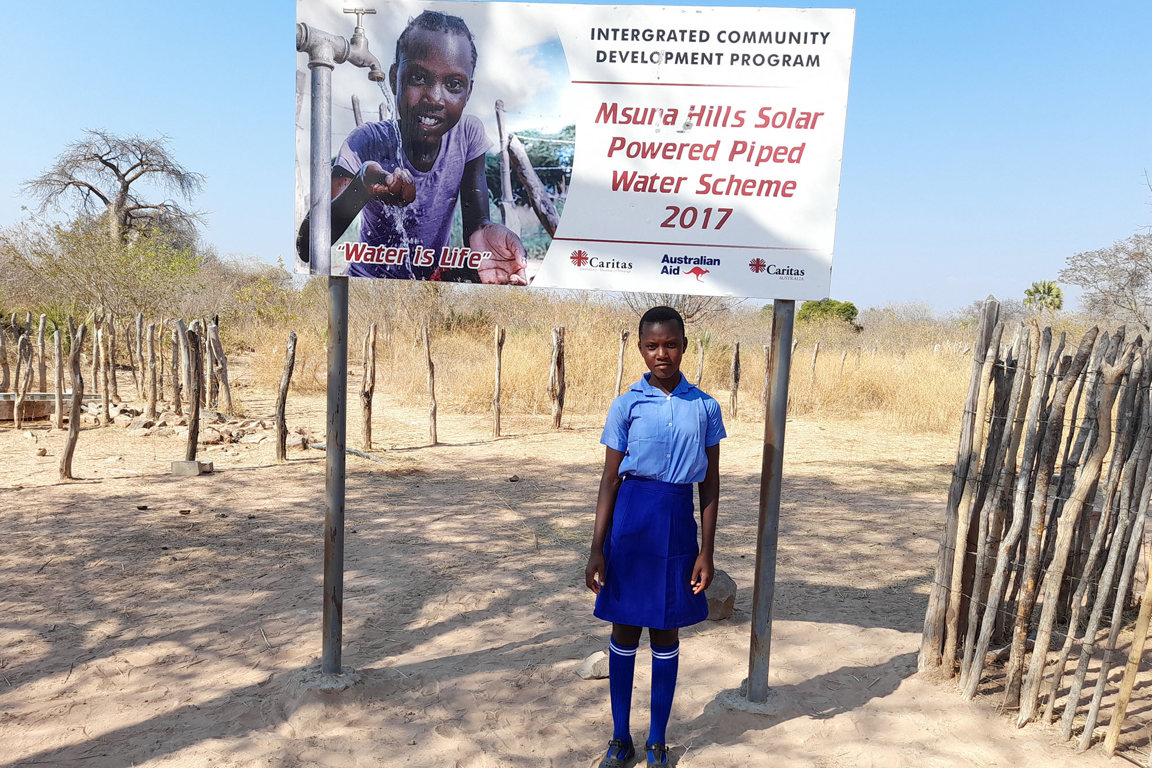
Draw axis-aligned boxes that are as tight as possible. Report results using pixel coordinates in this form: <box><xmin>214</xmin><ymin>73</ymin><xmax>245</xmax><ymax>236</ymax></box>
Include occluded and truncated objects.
<box><xmin>747</xmin><ymin>299</ymin><xmax>795</xmax><ymax>703</ymax></box>
<box><xmin>296</xmin><ymin>19</ymin><xmax>363</xmax><ymax>675</ymax></box>
<box><xmin>323</xmin><ymin>275</ymin><xmax>349</xmax><ymax>674</ymax></box>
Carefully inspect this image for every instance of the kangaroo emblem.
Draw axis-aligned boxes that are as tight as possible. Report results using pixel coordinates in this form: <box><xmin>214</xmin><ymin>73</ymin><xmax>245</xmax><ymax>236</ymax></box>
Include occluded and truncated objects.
<box><xmin>685</xmin><ymin>267</ymin><xmax>709</xmax><ymax>282</ymax></box>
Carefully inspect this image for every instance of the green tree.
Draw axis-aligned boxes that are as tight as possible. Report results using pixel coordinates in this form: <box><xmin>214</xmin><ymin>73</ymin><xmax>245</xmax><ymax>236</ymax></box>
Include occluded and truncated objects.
<box><xmin>0</xmin><ymin>216</ymin><xmax>205</xmax><ymax>317</ymax></box>
<box><xmin>1023</xmin><ymin>280</ymin><xmax>1063</xmax><ymax>313</ymax></box>
<box><xmin>797</xmin><ymin>298</ymin><xmax>859</xmax><ymax>325</ymax></box>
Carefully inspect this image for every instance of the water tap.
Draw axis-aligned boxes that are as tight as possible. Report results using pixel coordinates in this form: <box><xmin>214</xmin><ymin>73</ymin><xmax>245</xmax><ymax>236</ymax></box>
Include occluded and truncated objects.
<box><xmin>345</xmin><ymin>8</ymin><xmax>386</xmax><ymax>82</ymax></box>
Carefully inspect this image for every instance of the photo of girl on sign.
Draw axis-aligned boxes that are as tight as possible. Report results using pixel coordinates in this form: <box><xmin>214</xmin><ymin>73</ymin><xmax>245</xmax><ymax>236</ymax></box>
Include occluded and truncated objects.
<box><xmin>296</xmin><ymin>10</ymin><xmax>531</xmax><ymax>284</ymax></box>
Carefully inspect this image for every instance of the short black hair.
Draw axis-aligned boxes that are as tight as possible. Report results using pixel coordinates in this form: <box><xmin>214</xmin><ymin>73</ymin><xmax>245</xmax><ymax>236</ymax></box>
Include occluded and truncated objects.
<box><xmin>639</xmin><ymin>305</ymin><xmax>686</xmax><ymax>337</ymax></box>
<box><xmin>395</xmin><ymin>10</ymin><xmax>478</xmax><ymax>71</ymax></box>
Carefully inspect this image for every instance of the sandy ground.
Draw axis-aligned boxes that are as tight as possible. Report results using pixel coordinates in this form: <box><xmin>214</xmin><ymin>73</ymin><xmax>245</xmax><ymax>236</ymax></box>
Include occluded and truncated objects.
<box><xmin>1</xmin><ymin>386</ymin><xmax>1148</xmax><ymax>767</ymax></box>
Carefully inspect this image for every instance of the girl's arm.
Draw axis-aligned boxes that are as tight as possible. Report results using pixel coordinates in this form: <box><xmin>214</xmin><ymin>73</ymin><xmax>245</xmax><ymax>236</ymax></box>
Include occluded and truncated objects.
<box><xmin>460</xmin><ymin>155</ymin><xmax>528</xmax><ymax>285</ymax></box>
<box><xmin>585</xmin><ymin>447</ymin><xmax>626</xmax><ymax>593</ymax></box>
<box><xmin>295</xmin><ymin>163</ymin><xmax>415</xmax><ymax>262</ymax></box>
<box><xmin>691</xmin><ymin>443</ymin><xmax>720</xmax><ymax>594</ymax></box>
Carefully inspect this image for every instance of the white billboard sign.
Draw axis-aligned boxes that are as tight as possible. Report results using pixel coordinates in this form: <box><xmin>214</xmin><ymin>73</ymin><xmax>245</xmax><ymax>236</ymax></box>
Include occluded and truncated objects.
<box><xmin>295</xmin><ymin>1</ymin><xmax>855</xmax><ymax>300</ymax></box>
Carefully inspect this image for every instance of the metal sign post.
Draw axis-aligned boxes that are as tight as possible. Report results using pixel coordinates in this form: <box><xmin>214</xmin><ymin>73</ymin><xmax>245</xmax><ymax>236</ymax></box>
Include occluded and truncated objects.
<box><xmin>297</xmin><ymin>12</ymin><xmax>384</xmax><ymax>676</ymax></box>
<box><xmin>747</xmin><ymin>299</ymin><xmax>796</xmax><ymax>703</ymax></box>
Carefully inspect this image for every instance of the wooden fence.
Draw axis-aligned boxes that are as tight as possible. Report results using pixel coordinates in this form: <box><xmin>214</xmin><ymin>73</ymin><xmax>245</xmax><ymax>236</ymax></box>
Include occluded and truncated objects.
<box><xmin>921</xmin><ymin>298</ymin><xmax>1152</xmax><ymax>761</ymax></box>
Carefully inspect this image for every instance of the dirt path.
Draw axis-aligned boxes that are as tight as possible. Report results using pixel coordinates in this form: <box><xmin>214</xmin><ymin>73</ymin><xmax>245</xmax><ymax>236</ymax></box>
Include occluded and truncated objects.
<box><xmin>0</xmin><ymin>393</ymin><xmax>1140</xmax><ymax>767</ymax></box>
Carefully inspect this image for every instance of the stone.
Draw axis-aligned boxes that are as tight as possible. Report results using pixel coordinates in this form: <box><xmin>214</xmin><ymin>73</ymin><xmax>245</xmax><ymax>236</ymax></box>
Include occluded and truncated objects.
<box><xmin>80</xmin><ymin>413</ymin><xmax>100</xmax><ymax>426</ymax></box>
<box><xmin>198</xmin><ymin>428</ymin><xmax>224</xmax><ymax>445</ymax></box>
<box><xmin>113</xmin><ymin>414</ymin><xmax>134</xmax><ymax>428</ymax></box>
<box><xmin>156</xmin><ymin>410</ymin><xmax>186</xmax><ymax>427</ymax></box>
<box><xmin>575</xmin><ymin>651</ymin><xmax>610</xmax><ymax>680</ymax></box>
<box><xmin>154</xmin><ymin>427</ymin><xmax>176</xmax><ymax>438</ymax></box>
<box><xmin>171</xmin><ymin>460</ymin><xmax>214</xmax><ymax>477</ymax></box>
<box><xmin>128</xmin><ymin>416</ymin><xmax>155</xmax><ymax>430</ymax></box>
<box><xmin>239</xmin><ymin>433</ymin><xmax>266</xmax><ymax>444</ymax></box>
<box><xmin>706</xmin><ymin>569</ymin><xmax>737</xmax><ymax>621</ymax></box>
<box><xmin>285</xmin><ymin>433</ymin><xmax>306</xmax><ymax>449</ymax></box>
<box><xmin>127</xmin><ymin>427</ymin><xmax>153</xmax><ymax>438</ymax></box>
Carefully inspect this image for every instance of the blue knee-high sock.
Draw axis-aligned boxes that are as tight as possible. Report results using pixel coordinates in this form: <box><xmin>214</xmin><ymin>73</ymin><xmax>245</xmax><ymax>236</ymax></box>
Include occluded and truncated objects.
<box><xmin>608</xmin><ymin>637</ymin><xmax>638</xmax><ymax>749</ymax></box>
<box><xmin>648</xmin><ymin>641</ymin><xmax>679</xmax><ymax>757</ymax></box>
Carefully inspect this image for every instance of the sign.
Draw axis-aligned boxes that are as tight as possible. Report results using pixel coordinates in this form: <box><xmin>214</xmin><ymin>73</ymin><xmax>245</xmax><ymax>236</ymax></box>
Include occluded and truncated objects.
<box><xmin>295</xmin><ymin>1</ymin><xmax>854</xmax><ymax>300</ymax></box>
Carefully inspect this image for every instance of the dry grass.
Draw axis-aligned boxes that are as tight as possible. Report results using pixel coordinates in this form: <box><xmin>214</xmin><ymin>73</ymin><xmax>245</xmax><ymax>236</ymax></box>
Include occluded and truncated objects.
<box><xmin>219</xmin><ymin>286</ymin><xmax>987</xmax><ymax>436</ymax></box>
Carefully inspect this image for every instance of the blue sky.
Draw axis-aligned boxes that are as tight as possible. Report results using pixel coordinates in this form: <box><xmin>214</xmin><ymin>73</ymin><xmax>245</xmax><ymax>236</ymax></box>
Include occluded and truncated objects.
<box><xmin>2</xmin><ymin>0</ymin><xmax>1149</xmax><ymax>312</ymax></box>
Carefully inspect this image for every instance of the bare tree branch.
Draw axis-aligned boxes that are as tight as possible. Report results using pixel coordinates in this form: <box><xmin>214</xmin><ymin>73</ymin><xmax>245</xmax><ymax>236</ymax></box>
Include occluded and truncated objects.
<box><xmin>22</xmin><ymin>130</ymin><xmax>205</xmax><ymax>242</ymax></box>
<box><xmin>1059</xmin><ymin>233</ymin><xmax>1152</xmax><ymax>331</ymax></box>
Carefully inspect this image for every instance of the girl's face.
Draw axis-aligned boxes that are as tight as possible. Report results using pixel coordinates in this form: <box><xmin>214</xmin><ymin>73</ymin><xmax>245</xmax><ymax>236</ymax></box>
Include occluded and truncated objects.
<box><xmin>390</xmin><ymin>28</ymin><xmax>474</xmax><ymax>146</ymax></box>
<box><xmin>638</xmin><ymin>321</ymin><xmax>687</xmax><ymax>386</ymax></box>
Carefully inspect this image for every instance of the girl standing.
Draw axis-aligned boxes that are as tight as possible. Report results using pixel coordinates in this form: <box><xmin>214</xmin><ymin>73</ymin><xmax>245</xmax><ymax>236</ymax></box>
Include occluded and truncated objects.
<box><xmin>585</xmin><ymin>306</ymin><xmax>726</xmax><ymax>767</ymax></box>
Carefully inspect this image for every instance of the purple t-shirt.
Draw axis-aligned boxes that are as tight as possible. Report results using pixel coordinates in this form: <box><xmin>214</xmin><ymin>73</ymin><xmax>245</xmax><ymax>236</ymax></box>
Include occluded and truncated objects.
<box><xmin>335</xmin><ymin>115</ymin><xmax>489</xmax><ymax>279</ymax></box>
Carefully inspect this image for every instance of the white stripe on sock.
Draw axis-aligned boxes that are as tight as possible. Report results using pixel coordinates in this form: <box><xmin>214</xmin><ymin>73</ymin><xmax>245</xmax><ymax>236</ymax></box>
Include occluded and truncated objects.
<box><xmin>651</xmin><ymin>647</ymin><xmax>680</xmax><ymax>659</ymax></box>
<box><xmin>609</xmin><ymin>641</ymin><xmax>638</xmax><ymax>657</ymax></box>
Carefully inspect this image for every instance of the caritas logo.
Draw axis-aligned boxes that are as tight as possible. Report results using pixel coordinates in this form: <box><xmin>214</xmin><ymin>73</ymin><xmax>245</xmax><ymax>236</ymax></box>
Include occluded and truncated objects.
<box><xmin>569</xmin><ymin>249</ymin><xmax>633</xmax><ymax>272</ymax></box>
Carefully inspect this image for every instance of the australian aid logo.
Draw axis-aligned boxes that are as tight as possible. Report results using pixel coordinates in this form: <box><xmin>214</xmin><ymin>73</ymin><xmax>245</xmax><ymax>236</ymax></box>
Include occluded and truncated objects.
<box><xmin>569</xmin><ymin>249</ymin><xmax>633</xmax><ymax>272</ymax></box>
<box><xmin>661</xmin><ymin>254</ymin><xmax>719</xmax><ymax>280</ymax></box>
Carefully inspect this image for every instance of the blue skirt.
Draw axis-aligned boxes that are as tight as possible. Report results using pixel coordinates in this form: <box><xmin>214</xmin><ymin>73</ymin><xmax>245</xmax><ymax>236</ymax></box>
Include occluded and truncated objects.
<box><xmin>594</xmin><ymin>477</ymin><xmax>709</xmax><ymax>630</ymax></box>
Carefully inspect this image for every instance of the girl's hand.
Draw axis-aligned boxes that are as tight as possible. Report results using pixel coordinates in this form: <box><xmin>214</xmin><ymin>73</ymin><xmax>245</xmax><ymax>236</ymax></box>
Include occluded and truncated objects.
<box><xmin>469</xmin><ymin>223</ymin><xmax>528</xmax><ymax>285</ymax></box>
<box><xmin>690</xmin><ymin>552</ymin><xmax>714</xmax><ymax>594</ymax></box>
<box><xmin>585</xmin><ymin>551</ymin><xmax>606</xmax><ymax>594</ymax></box>
<box><xmin>361</xmin><ymin>162</ymin><xmax>416</xmax><ymax>206</ymax></box>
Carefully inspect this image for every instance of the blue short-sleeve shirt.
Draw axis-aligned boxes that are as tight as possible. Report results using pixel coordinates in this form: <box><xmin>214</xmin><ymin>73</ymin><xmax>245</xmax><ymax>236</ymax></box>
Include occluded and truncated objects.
<box><xmin>601</xmin><ymin>373</ymin><xmax>726</xmax><ymax>484</ymax></box>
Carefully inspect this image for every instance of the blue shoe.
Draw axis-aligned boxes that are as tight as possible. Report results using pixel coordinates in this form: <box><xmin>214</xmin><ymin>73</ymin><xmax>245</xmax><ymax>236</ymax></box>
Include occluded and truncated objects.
<box><xmin>599</xmin><ymin>738</ymin><xmax>635</xmax><ymax>768</ymax></box>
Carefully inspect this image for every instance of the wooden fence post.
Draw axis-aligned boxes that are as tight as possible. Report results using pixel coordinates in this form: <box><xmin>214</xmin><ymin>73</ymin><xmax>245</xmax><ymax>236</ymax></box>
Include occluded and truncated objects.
<box><xmin>53</xmin><ymin>329</ymin><xmax>63</xmax><ymax>430</ymax></box>
<box><xmin>761</xmin><ymin>345</ymin><xmax>771</xmax><ymax>407</ymax></box>
<box><xmin>809</xmin><ymin>341</ymin><xmax>820</xmax><ymax>387</ymax></box>
<box><xmin>550</xmin><ymin>326</ymin><xmax>566</xmax><ymax>430</ymax></box>
<box><xmin>1103</xmin><ymin>543</ymin><xmax>1152</xmax><ymax>755</ymax></box>
<box><xmin>36</xmin><ymin>314</ymin><xmax>46</xmax><ymax>392</ymax></box>
<box><xmin>106</xmin><ymin>314</ymin><xmax>119</xmax><ymax>402</ymax></box>
<box><xmin>13</xmin><ymin>335</ymin><xmax>33</xmax><ymax>430</ymax></box>
<box><xmin>615</xmin><ymin>330</ymin><xmax>629</xmax><ymax>396</ymax></box>
<box><xmin>276</xmin><ymin>331</ymin><xmax>297</xmax><ymax>462</ymax></box>
<box><xmin>1016</xmin><ymin>340</ymin><xmax>1133</xmax><ymax>725</ymax></box>
<box><xmin>60</xmin><ymin>320</ymin><xmax>86</xmax><ymax>480</ymax></box>
<box><xmin>493</xmin><ymin>325</ymin><xmax>505</xmax><ymax>438</ymax></box>
<box><xmin>361</xmin><ymin>323</ymin><xmax>376</xmax><ymax>451</ymax></box>
<box><xmin>941</xmin><ymin>321</ymin><xmax>1005</xmax><ymax>676</ymax></box>
<box><xmin>351</xmin><ymin>93</ymin><xmax>363</xmax><ymax>126</ymax></box>
<box><xmin>185</xmin><ymin>328</ymin><xmax>203</xmax><ymax>462</ymax></box>
<box><xmin>135</xmin><ymin>313</ymin><xmax>144</xmax><ymax>400</ymax></box>
<box><xmin>425</xmin><ymin>325</ymin><xmax>437</xmax><ymax>445</ymax></box>
<box><xmin>171</xmin><ymin>327</ymin><xmax>182</xmax><ymax>416</ymax></box>
<box><xmin>730</xmin><ymin>341</ymin><xmax>741</xmax><ymax>419</ymax></box>
<box><xmin>495</xmin><ymin>100</ymin><xmax>517</xmax><ymax>233</ymax></box>
<box><xmin>508</xmin><ymin>134</ymin><xmax>560</xmax><ymax>235</ymax></box>
<box><xmin>125</xmin><ymin>320</ymin><xmax>139</xmax><ymax>400</ymax></box>
<box><xmin>0</xmin><ymin>325</ymin><xmax>8</xmax><ymax>391</ymax></box>
<box><xmin>90</xmin><ymin>314</ymin><xmax>102</xmax><ymax>407</ymax></box>
<box><xmin>146</xmin><ymin>323</ymin><xmax>158</xmax><ymax>419</ymax></box>
<box><xmin>97</xmin><ymin>328</ymin><xmax>110</xmax><ymax>425</ymax></box>
<box><xmin>207</xmin><ymin>323</ymin><xmax>232</xmax><ymax>414</ymax></box>
<box><xmin>920</xmin><ymin>297</ymin><xmax>1000</xmax><ymax>673</ymax></box>
<box><xmin>205</xmin><ymin>320</ymin><xmax>218</xmax><ymax>409</ymax></box>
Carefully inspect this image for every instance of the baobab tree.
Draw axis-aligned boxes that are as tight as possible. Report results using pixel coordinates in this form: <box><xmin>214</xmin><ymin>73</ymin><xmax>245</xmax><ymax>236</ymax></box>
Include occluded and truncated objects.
<box><xmin>22</xmin><ymin>129</ymin><xmax>204</xmax><ymax>248</ymax></box>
